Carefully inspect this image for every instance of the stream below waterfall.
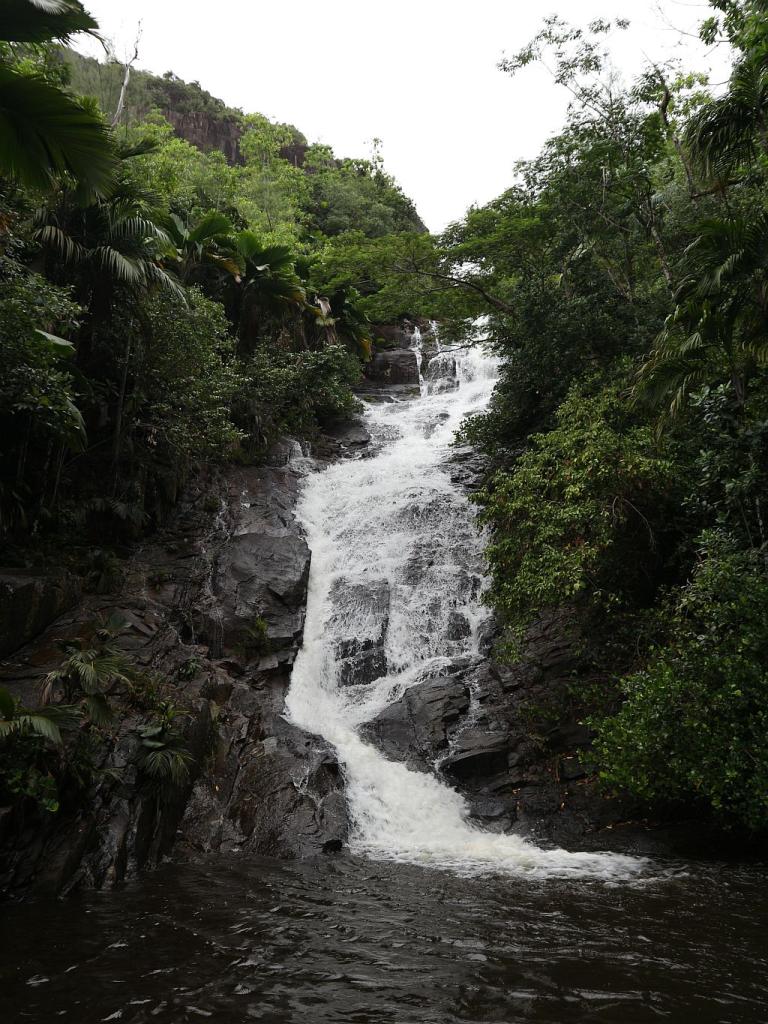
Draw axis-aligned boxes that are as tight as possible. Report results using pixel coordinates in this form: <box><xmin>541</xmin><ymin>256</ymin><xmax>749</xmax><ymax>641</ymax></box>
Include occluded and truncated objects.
<box><xmin>3</xmin><ymin>335</ymin><xmax>768</xmax><ymax>1023</ymax></box>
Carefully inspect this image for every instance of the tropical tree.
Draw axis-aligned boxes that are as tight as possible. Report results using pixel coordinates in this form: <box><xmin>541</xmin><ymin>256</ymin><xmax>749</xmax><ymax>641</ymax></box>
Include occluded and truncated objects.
<box><xmin>229</xmin><ymin>232</ymin><xmax>306</xmax><ymax>350</ymax></box>
<box><xmin>0</xmin><ymin>684</ymin><xmax>78</xmax><ymax>745</ymax></box>
<box><xmin>34</xmin><ymin>175</ymin><xmax>181</xmax><ymax>316</ymax></box>
<box><xmin>162</xmin><ymin>210</ymin><xmax>240</xmax><ymax>289</ymax></box>
<box><xmin>685</xmin><ymin>1</ymin><xmax>768</xmax><ymax>180</ymax></box>
<box><xmin>0</xmin><ymin>0</ymin><xmax>116</xmax><ymax>193</ymax></box>
<box><xmin>638</xmin><ymin>213</ymin><xmax>768</xmax><ymax>414</ymax></box>
<box><xmin>685</xmin><ymin>54</ymin><xmax>768</xmax><ymax>180</ymax></box>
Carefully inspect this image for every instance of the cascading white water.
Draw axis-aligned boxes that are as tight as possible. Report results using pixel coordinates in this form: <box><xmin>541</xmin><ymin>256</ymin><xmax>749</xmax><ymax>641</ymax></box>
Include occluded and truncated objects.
<box><xmin>286</xmin><ymin>333</ymin><xmax>645</xmax><ymax>879</ymax></box>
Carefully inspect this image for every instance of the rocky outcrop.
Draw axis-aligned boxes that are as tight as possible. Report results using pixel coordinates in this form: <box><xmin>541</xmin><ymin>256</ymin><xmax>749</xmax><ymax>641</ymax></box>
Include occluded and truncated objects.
<box><xmin>331</xmin><ymin>578</ymin><xmax>390</xmax><ymax>686</ymax></box>
<box><xmin>361</xmin><ymin>661</ymin><xmax>471</xmax><ymax>767</ymax></box>
<box><xmin>365</xmin><ymin>349</ymin><xmax>420</xmax><ymax>387</ymax></box>
<box><xmin>423</xmin><ymin>351</ymin><xmax>458</xmax><ymax>394</ymax></box>
<box><xmin>0</xmin><ymin>571</ymin><xmax>81</xmax><ymax>658</ymax></box>
<box><xmin>0</xmin><ymin>445</ymin><xmax>355</xmax><ymax>895</ymax></box>
<box><xmin>362</xmin><ymin>611</ymin><xmax>642</xmax><ymax>846</ymax></box>
<box><xmin>163</xmin><ymin>109</ymin><xmax>243</xmax><ymax>164</ymax></box>
<box><xmin>371</xmin><ymin>324</ymin><xmax>415</xmax><ymax>350</ymax></box>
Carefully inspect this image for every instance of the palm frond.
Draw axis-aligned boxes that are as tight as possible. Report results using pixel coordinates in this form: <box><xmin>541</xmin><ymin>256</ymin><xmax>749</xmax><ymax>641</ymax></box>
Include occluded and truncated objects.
<box><xmin>187</xmin><ymin>211</ymin><xmax>233</xmax><ymax>244</ymax></box>
<box><xmin>1</xmin><ymin>0</ymin><xmax>98</xmax><ymax>44</ymax></box>
<box><xmin>33</xmin><ymin>221</ymin><xmax>86</xmax><ymax>263</ymax></box>
<box><xmin>0</xmin><ymin>64</ymin><xmax>115</xmax><ymax>193</ymax></box>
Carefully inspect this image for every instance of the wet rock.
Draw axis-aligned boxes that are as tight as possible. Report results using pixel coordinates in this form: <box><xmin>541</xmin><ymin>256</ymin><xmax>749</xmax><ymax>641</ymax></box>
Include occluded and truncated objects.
<box><xmin>210</xmin><ymin>466</ymin><xmax>311</xmax><ymax>660</ymax></box>
<box><xmin>446</xmin><ymin>611</ymin><xmax>471</xmax><ymax>640</ymax></box>
<box><xmin>441</xmin><ymin>730</ymin><xmax>511</xmax><ymax>781</ymax></box>
<box><xmin>445</xmin><ymin>444</ymin><xmax>488</xmax><ymax>492</ymax></box>
<box><xmin>372</xmin><ymin>324</ymin><xmax>414</xmax><ymax>349</ymax></box>
<box><xmin>365</xmin><ymin>349</ymin><xmax>420</xmax><ymax>386</ymax></box>
<box><xmin>0</xmin><ymin>447</ymin><xmax>348</xmax><ymax>896</ymax></box>
<box><xmin>361</xmin><ymin>668</ymin><xmax>471</xmax><ymax>770</ymax></box>
<box><xmin>424</xmin><ymin>352</ymin><xmax>458</xmax><ymax>393</ymax></box>
<box><xmin>323</xmin><ymin>417</ymin><xmax>371</xmax><ymax>450</ymax></box>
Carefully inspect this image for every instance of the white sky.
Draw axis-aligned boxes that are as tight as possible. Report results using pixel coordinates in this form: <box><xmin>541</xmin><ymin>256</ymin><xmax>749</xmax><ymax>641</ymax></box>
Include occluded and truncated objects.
<box><xmin>75</xmin><ymin>1</ymin><xmax>729</xmax><ymax>232</ymax></box>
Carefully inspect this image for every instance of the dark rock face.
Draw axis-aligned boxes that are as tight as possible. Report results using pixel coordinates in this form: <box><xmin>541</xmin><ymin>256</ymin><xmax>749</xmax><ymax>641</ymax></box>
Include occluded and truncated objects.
<box><xmin>164</xmin><ymin>109</ymin><xmax>243</xmax><ymax>164</ymax></box>
<box><xmin>361</xmin><ymin>611</ymin><xmax>644</xmax><ymax>846</ymax></box>
<box><xmin>0</xmin><ymin>452</ymin><xmax>348</xmax><ymax>896</ymax></box>
<box><xmin>361</xmin><ymin>663</ymin><xmax>471</xmax><ymax>769</ymax></box>
<box><xmin>371</xmin><ymin>323</ymin><xmax>417</xmax><ymax>349</ymax></box>
<box><xmin>366</xmin><ymin>349</ymin><xmax>420</xmax><ymax>387</ymax></box>
<box><xmin>209</xmin><ymin>466</ymin><xmax>311</xmax><ymax>662</ymax></box>
<box><xmin>0</xmin><ymin>571</ymin><xmax>81</xmax><ymax>658</ymax></box>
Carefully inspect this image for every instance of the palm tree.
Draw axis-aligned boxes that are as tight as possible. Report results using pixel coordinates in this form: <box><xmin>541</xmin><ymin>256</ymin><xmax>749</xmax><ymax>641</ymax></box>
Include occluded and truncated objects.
<box><xmin>163</xmin><ymin>210</ymin><xmax>241</xmax><ymax>289</ymax></box>
<box><xmin>0</xmin><ymin>685</ymin><xmax>79</xmax><ymax>745</ymax></box>
<box><xmin>684</xmin><ymin>51</ymin><xmax>768</xmax><ymax>180</ymax></box>
<box><xmin>34</xmin><ymin>177</ymin><xmax>181</xmax><ymax>309</ymax></box>
<box><xmin>309</xmin><ymin>286</ymin><xmax>373</xmax><ymax>358</ymax></box>
<box><xmin>229</xmin><ymin>232</ymin><xmax>306</xmax><ymax>351</ymax></box>
<box><xmin>137</xmin><ymin>703</ymin><xmax>193</xmax><ymax>787</ymax></box>
<box><xmin>34</xmin><ymin>169</ymin><xmax>185</xmax><ymax>487</ymax></box>
<box><xmin>40</xmin><ymin>619</ymin><xmax>136</xmax><ymax>727</ymax></box>
<box><xmin>637</xmin><ymin>213</ymin><xmax>768</xmax><ymax>415</ymax></box>
<box><xmin>0</xmin><ymin>0</ymin><xmax>116</xmax><ymax>194</ymax></box>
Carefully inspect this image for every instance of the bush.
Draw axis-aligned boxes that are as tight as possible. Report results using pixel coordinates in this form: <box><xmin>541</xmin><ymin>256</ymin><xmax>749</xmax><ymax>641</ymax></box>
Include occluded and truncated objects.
<box><xmin>475</xmin><ymin>379</ymin><xmax>677</xmax><ymax>647</ymax></box>
<box><xmin>594</xmin><ymin>532</ymin><xmax>768</xmax><ymax>831</ymax></box>
<box><xmin>236</xmin><ymin>344</ymin><xmax>360</xmax><ymax>450</ymax></box>
<box><xmin>139</xmin><ymin>289</ymin><xmax>244</xmax><ymax>466</ymax></box>
<box><xmin>0</xmin><ymin>270</ymin><xmax>84</xmax><ymax>534</ymax></box>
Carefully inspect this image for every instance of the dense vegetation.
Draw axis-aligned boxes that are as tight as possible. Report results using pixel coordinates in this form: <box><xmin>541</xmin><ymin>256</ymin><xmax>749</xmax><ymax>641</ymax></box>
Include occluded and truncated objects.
<box><xmin>417</xmin><ymin>2</ymin><xmax>768</xmax><ymax>832</ymax></box>
<box><xmin>0</xmin><ymin>1</ymin><xmax>424</xmax><ymax>817</ymax></box>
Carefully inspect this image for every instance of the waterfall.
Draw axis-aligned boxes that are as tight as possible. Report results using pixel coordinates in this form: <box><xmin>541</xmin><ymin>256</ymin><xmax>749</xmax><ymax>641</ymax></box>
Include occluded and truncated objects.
<box><xmin>286</xmin><ymin>334</ymin><xmax>644</xmax><ymax>879</ymax></box>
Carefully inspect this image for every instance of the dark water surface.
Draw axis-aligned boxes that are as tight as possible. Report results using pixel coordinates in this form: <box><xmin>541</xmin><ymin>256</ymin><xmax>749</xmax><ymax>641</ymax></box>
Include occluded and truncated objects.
<box><xmin>1</xmin><ymin>853</ymin><xmax>767</xmax><ymax>1023</ymax></box>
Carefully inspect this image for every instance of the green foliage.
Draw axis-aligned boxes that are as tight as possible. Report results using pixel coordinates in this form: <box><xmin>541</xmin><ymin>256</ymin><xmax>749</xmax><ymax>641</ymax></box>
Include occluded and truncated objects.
<box><xmin>0</xmin><ymin>269</ymin><xmax>85</xmax><ymax>533</ymax></box>
<box><xmin>136</xmin><ymin>703</ymin><xmax>193</xmax><ymax>787</ymax></box>
<box><xmin>476</xmin><ymin>381</ymin><xmax>677</xmax><ymax>647</ymax></box>
<box><xmin>239</xmin><ymin>616</ymin><xmax>270</xmax><ymax>657</ymax></box>
<box><xmin>177</xmin><ymin>656</ymin><xmax>202</xmax><ymax>681</ymax></box>
<box><xmin>137</xmin><ymin>290</ymin><xmax>243</xmax><ymax>466</ymax></box>
<box><xmin>0</xmin><ymin>4</ymin><xmax>115</xmax><ymax>194</ymax></box>
<box><xmin>0</xmin><ymin>684</ymin><xmax>79</xmax><ymax>813</ymax></box>
<box><xmin>40</xmin><ymin>615</ymin><xmax>135</xmax><ymax>725</ymax></box>
<box><xmin>236</xmin><ymin>345</ymin><xmax>360</xmax><ymax>450</ymax></box>
<box><xmin>595</xmin><ymin>533</ymin><xmax>768</xmax><ymax>830</ymax></box>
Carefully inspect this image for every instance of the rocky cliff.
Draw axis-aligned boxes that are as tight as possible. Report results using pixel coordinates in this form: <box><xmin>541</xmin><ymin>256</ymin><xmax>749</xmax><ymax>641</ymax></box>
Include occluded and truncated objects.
<box><xmin>0</xmin><ymin>430</ymin><xmax>368</xmax><ymax>895</ymax></box>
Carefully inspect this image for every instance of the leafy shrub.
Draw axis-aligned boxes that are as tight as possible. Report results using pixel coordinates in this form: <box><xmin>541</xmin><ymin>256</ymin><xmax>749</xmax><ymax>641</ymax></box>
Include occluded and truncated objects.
<box><xmin>236</xmin><ymin>344</ymin><xmax>360</xmax><ymax>451</ymax></box>
<box><xmin>239</xmin><ymin>615</ymin><xmax>270</xmax><ymax>657</ymax></box>
<box><xmin>138</xmin><ymin>289</ymin><xmax>244</xmax><ymax>466</ymax></box>
<box><xmin>595</xmin><ymin>532</ymin><xmax>768</xmax><ymax>830</ymax></box>
<box><xmin>136</xmin><ymin>703</ymin><xmax>193</xmax><ymax>787</ymax></box>
<box><xmin>0</xmin><ymin>270</ymin><xmax>84</xmax><ymax>534</ymax></box>
<box><xmin>475</xmin><ymin>380</ymin><xmax>677</xmax><ymax>647</ymax></box>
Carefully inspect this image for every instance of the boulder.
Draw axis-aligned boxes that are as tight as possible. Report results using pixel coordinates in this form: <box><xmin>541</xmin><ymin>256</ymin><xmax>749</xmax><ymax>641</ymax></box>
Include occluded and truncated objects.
<box><xmin>440</xmin><ymin>730</ymin><xmax>511</xmax><ymax>781</ymax></box>
<box><xmin>424</xmin><ymin>352</ymin><xmax>458</xmax><ymax>394</ymax></box>
<box><xmin>209</xmin><ymin>466</ymin><xmax>311</xmax><ymax>660</ymax></box>
<box><xmin>366</xmin><ymin>349</ymin><xmax>420</xmax><ymax>386</ymax></box>
<box><xmin>371</xmin><ymin>324</ymin><xmax>414</xmax><ymax>349</ymax></box>
<box><xmin>361</xmin><ymin>665</ymin><xmax>471</xmax><ymax>769</ymax></box>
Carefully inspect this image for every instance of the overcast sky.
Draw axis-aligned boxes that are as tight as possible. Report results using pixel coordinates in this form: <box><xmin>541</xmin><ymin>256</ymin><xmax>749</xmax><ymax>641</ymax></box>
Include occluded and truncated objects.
<box><xmin>75</xmin><ymin>1</ymin><xmax>729</xmax><ymax>232</ymax></box>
